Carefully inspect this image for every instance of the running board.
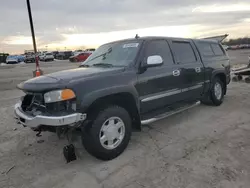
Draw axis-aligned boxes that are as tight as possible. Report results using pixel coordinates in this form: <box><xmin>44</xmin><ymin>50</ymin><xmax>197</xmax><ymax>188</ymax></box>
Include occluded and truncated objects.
<box><xmin>141</xmin><ymin>101</ymin><xmax>200</xmax><ymax>125</ymax></box>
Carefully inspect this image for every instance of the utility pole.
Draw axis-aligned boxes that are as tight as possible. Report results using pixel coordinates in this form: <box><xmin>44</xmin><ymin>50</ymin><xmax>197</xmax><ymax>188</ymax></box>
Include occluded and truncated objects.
<box><xmin>26</xmin><ymin>0</ymin><xmax>43</xmax><ymax>76</ymax></box>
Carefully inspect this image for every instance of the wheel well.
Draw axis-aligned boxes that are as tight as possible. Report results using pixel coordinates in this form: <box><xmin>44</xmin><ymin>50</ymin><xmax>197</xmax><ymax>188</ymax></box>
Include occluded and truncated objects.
<box><xmin>86</xmin><ymin>93</ymin><xmax>141</xmax><ymax>131</ymax></box>
<box><xmin>214</xmin><ymin>73</ymin><xmax>227</xmax><ymax>94</ymax></box>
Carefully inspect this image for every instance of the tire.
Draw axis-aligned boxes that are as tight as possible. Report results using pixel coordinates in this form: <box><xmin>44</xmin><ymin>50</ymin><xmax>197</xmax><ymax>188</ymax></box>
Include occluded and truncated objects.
<box><xmin>82</xmin><ymin>106</ymin><xmax>132</xmax><ymax>160</ymax></box>
<box><xmin>201</xmin><ymin>77</ymin><xmax>225</xmax><ymax>106</ymax></box>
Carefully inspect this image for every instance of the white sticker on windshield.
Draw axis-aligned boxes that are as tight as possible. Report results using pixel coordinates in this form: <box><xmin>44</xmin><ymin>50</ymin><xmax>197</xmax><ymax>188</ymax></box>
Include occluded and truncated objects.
<box><xmin>123</xmin><ymin>43</ymin><xmax>139</xmax><ymax>48</ymax></box>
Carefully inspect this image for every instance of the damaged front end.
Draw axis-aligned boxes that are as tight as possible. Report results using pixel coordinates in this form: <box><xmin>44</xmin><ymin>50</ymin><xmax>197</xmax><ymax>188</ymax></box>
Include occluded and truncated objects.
<box><xmin>14</xmin><ymin>91</ymin><xmax>86</xmax><ymax>135</ymax></box>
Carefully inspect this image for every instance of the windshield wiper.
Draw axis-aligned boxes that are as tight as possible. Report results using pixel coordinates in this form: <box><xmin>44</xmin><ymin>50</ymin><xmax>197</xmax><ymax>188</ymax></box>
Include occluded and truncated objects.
<box><xmin>86</xmin><ymin>47</ymin><xmax>112</xmax><ymax>63</ymax></box>
<box><xmin>93</xmin><ymin>63</ymin><xmax>113</xmax><ymax>67</ymax></box>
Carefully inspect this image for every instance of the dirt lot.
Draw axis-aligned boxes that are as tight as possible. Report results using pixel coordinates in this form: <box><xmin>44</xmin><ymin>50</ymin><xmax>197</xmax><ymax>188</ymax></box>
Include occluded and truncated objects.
<box><xmin>1</xmin><ymin>50</ymin><xmax>250</xmax><ymax>188</ymax></box>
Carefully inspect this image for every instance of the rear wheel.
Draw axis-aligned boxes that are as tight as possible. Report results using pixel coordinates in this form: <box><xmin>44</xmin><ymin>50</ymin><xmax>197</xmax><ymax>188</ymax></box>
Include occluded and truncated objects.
<box><xmin>201</xmin><ymin>77</ymin><xmax>225</xmax><ymax>106</ymax></box>
<box><xmin>82</xmin><ymin>106</ymin><xmax>132</xmax><ymax>160</ymax></box>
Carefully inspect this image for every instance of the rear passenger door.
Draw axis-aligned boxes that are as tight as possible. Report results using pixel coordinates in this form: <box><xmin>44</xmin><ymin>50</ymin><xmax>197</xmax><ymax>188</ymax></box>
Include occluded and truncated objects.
<box><xmin>136</xmin><ymin>39</ymin><xmax>185</xmax><ymax>114</ymax></box>
<box><xmin>196</xmin><ymin>41</ymin><xmax>230</xmax><ymax>91</ymax></box>
<box><xmin>168</xmin><ymin>39</ymin><xmax>205</xmax><ymax>100</ymax></box>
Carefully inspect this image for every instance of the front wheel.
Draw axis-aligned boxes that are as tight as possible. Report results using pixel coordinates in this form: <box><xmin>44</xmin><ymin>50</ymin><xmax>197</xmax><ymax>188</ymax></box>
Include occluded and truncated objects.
<box><xmin>82</xmin><ymin>106</ymin><xmax>132</xmax><ymax>160</ymax></box>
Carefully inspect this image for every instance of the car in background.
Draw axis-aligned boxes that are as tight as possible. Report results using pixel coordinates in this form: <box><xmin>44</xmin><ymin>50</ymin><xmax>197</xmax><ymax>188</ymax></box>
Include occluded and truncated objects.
<box><xmin>25</xmin><ymin>53</ymin><xmax>36</xmax><ymax>63</ymax></box>
<box><xmin>55</xmin><ymin>51</ymin><xmax>73</xmax><ymax>60</ymax></box>
<box><xmin>229</xmin><ymin>45</ymin><xmax>239</xmax><ymax>50</ymax></box>
<box><xmin>74</xmin><ymin>50</ymin><xmax>83</xmax><ymax>54</ymax></box>
<box><xmin>40</xmin><ymin>52</ymin><xmax>54</xmax><ymax>62</ymax></box>
<box><xmin>38</xmin><ymin>53</ymin><xmax>44</xmax><ymax>60</ymax></box>
<box><xmin>52</xmin><ymin>51</ymin><xmax>59</xmax><ymax>58</ymax></box>
<box><xmin>69</xmin><ymin>52</ymin><xmax>92</xmax><ymax>62</ymax></box>
<box><xmin>6</xmin><ymin>55</ymin><xmax>25</xmax><ymax>64</ymax></box>
<box><xmin>240</xmin><ymin>44</ymin><xmax>250</xmax><ymax>49</ymax></box>
<box><xmin>85</xmin><ymin>48</ymin><xmax>95</xmax><ymax>52</ymax></box>
<box><xmin>222</xmin><ymin>45</ymin><xmax>229</xmax><ymax>51</ymax></box>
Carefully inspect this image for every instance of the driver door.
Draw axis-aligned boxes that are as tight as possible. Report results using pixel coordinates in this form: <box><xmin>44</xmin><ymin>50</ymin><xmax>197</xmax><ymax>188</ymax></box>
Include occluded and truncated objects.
<box><xmin>136</xmin><ymin>39</ymin><xmax>185</xmax><ymax>114</ymax></box>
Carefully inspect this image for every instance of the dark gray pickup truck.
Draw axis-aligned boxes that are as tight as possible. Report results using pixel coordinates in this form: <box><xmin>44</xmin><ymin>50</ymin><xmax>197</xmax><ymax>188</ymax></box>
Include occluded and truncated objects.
<box><xmin>14</xmin><ymin>36</ymin><xmax>230</xmax><ymax>160</ymax></box>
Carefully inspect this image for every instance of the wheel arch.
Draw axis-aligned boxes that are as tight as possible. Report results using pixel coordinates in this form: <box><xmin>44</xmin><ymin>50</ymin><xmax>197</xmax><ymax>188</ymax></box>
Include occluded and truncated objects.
<box><xmin>84</xmin><ymin>92</ymin><xmax>141</xmax><ymax>131</ymax></box>
<box><xmin>211</xmin><ymin>70</ymin><xmax>227</xmax><ymax>94</ymax></box>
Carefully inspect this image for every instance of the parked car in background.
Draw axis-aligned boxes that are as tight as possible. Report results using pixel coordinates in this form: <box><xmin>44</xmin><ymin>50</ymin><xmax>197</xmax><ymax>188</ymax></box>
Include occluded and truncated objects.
<box><xmin>69</xmin><ymin>52</ymin><xmax>92</xmax><ymax>62</ymax></box>
<box><xmin>55</xmin><ymin>51</ymin><xmax>73</xmax><ymax>60</ymax></box>
<box><xmin>241</xmin><ymin>44</ymin><xmax>250</xmax><ymax>49</ymax></box>
<box><xmin>85</xmin><ymin>48</ymin><xmax>95</xmax><ymax>52</ymax></box>
<box><xmin>52</xmin><ymin>51</ymin><xmax>59</xmax><ymax>58</ymax></box>
<box><xmin>40</xmin><ymin>52</ymin><xmax>54</xmax><ymax>62</ymax></box>
<box><xmin>25</xmin><ymin>53</ymin><xmax>35</xmax><ymax>63</ymax></box>
<box><xmin>38</xmin><ymin>53</ymin><xmax>44</xmax><ymax>60</ymax></box>
<box><xmin>74</xmin><ymin>50</ymin><xmax>83</xmax><ymax>54</ymax></box>
<box><xmin>6</xmin><ymin>55</ymin><xmax>25</xmax><ymax>64</ymax></box>
<box><xmin>222</xmin><ymin>45</ymin><xmax>229</xmax><ymax>51</ymax></box>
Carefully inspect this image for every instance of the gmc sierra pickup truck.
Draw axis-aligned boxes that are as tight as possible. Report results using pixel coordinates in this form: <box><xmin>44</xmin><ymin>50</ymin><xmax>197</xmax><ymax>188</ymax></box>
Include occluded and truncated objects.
<box><xmin>14</xmin><ymin>36</ymin><xmax>230</xmax><ymax>160</ymax></box>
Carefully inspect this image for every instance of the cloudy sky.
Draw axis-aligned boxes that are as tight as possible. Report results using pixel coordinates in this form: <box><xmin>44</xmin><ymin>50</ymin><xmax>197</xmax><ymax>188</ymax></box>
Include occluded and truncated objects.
<box><xmin>1</xmin><ymin>0</ymin><xmax>250</xmax><ymax>53</ymax></box>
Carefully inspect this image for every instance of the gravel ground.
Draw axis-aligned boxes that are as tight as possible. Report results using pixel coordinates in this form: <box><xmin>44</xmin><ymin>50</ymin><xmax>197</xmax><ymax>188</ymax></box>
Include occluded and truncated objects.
<box><xmin>1</xmin><ymin>51</ymin><xmax>250</xmax><ymax>188</ymax></box>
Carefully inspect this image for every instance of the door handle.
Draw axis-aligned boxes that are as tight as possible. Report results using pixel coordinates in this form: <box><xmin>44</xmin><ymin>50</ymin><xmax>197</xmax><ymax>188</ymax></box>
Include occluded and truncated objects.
<box><xmin>195</xmin><ymin>67</ymin><xmax>201</xmax><ymax>73</ymax></box>
<box><xmin>173</xmin><ymin>70</ymin><xmax>180</xmax><ymax>76</ymax></box>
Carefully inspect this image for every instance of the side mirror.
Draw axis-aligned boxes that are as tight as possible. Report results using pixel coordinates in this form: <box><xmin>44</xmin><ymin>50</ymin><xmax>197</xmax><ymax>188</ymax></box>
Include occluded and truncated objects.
<box><xmin>146</xmin><ymin>55</ymin><xmax>163</xmax><ymax>67</ymax></box>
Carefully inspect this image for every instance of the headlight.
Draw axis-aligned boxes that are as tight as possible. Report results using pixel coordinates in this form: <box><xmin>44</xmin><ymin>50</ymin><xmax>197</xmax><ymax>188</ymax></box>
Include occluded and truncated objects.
<box><xmin>44</xmin><ymin>89</ymin><xmax>76</xmax><ymax>103</ymax></box>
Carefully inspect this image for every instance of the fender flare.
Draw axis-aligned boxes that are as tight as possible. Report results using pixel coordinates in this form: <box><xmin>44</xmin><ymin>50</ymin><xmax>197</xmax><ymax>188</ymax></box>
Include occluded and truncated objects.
<box><xmin>79</xmin><ymin>84</ymin><xmax>140</xmax><ymax>112</ymax></box>
<box><xmin>211</xmin><ymin>69</ymin><xmax>227</xmax><ymax>82</ymax></box>
<box><xmin>79</xmin><ymin>85</ymin><xmax>141</xmax><ymax>130</ymax></box>
<box><xmin>210</xmin><ymin>70</ymin><xmax>227</xmax><ymax>93</ymax></box>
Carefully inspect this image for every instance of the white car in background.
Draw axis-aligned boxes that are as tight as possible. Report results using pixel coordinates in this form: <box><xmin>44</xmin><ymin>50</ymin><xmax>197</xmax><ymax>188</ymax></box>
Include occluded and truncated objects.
<box><xmin>40</xmin><ymin>52</ymin><xmax>54</xmax><ymax>62</ymax></box>
<box><xmin>222</xmin><ymin>45</ymin><xmax>229</xmax><ymax>51</ymax></box>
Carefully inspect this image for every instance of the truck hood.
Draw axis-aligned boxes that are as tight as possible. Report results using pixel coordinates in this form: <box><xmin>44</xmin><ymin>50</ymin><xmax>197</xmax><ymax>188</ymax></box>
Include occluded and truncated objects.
<box><xmin>17</xmin><ymin>67</ymin><xmax>125</xmax><ymax>92</ymax></box>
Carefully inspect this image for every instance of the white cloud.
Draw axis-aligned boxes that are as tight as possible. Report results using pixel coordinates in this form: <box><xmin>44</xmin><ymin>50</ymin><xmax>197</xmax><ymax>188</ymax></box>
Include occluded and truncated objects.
<box><xmin>1</xmin><ymin>0</ymin><xmax>250</xmax><ymax>53</ymax></box>
<box><xmin>54</xmin><ymin>25</ymin><xmax>195</xmax><ymax>48</ymax></box>
<box><xmin>3</xmin><ymin>36</ymin><xmax>32</xmax><ymax>45</ymax></box>
<box><xmin>243</xmin><ymin>18</ymin><xmax>250</xmax><ymax>22</ymax></box>
<box><xmin>192</xmin><ymin>3</ymin><xmax>250</xmax><ymax>13</ymax></box>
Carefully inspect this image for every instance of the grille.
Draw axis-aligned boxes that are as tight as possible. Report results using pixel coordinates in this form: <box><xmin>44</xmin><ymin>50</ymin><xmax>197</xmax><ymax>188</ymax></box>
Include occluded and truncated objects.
<box><xmin>21</xmin><ymin>93</ymin><xmax>76</xmax><ymax>116</ymax></box>
<box><xmin>21</xmin><ymin>93</ymin><xmax>46</xmax><ymax>115</ymax></box>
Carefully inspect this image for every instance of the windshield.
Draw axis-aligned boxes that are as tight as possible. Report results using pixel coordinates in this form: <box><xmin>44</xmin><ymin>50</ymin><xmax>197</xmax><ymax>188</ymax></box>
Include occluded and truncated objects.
<box><xmin>82</xmin><ymin>41</ymin><xmax>141</xmax><ymax>67</ymax></box>
<box><xmin>7</xmin><ymin>55</ymin><xmax>17</xmax><ymax>59</ymax></box>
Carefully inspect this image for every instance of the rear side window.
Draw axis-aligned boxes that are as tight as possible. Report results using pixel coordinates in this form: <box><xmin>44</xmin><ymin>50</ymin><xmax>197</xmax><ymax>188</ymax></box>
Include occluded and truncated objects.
<box><xmin>172</xmin><ymin>41</ymin><xmax>196</xmax><ymax>63</ymax></box>
<box><xmin>145</xmin><ymin>40</ymin><xmax>174</xmax><ymax>65</ymax></box>
<box><xmin>211</xmin><ymin>44</ymin><xmax>224</xmax><ymax>56</ymax></box>
<box><xmin>197</xmin><ymin>42</ymin><xmax>214</xmax><ymax>56</ymax></box>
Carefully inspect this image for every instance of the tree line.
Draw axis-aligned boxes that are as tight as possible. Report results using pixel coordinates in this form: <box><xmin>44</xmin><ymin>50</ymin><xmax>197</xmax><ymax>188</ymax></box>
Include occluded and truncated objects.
<box><xmin>223</xmin><ymin>37</ymin><xmax>250</xmax><ymax>45</ymax></box>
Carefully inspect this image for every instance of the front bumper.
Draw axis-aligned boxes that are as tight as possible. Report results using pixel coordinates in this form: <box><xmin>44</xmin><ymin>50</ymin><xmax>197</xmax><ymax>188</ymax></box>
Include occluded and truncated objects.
<box><xmin>14</xmin><ymin>102</ymin><xmax>86</xmax><ymax>128</ymax></box>
<box><xmin>25</xmin><ymin>58</ymin><xmax>35</xmax><ymax>62</ymax></box>
<box><xmin>6</xmin><ymin>60</ymin><xmax>18</xmax><ymax>64</ymax></box>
